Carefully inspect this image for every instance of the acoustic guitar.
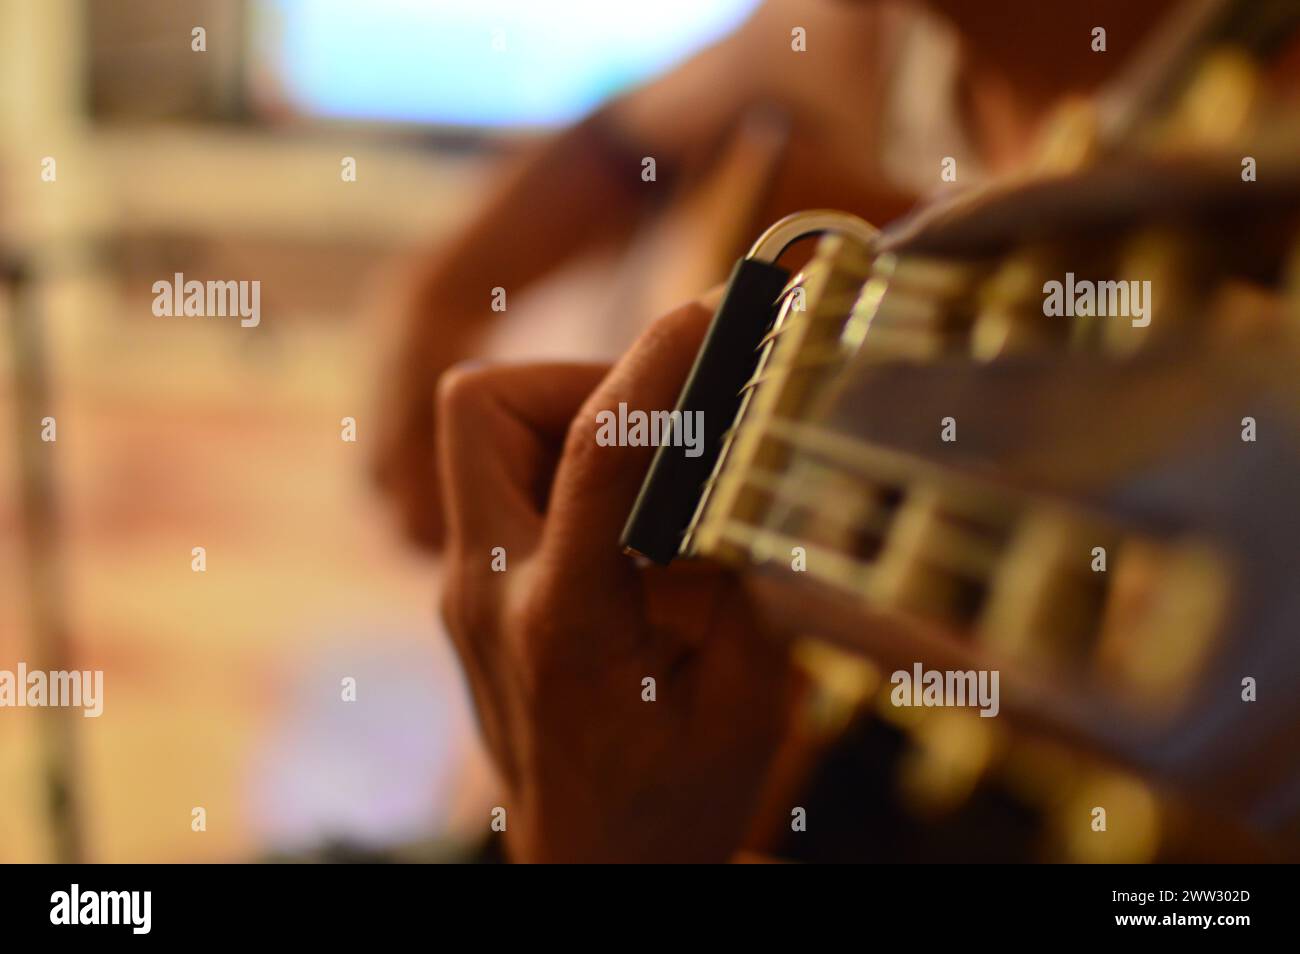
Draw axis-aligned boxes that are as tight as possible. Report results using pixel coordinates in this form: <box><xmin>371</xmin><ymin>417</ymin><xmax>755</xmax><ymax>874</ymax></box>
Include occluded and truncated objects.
<box><xmin>622</xmin><ymin>0</ymin><xmax>1300</xmax><ymax>859</ymax></box>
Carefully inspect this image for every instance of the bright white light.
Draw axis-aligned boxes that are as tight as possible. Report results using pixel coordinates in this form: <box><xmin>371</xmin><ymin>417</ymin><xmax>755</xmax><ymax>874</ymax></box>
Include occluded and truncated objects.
<box><xmin>254</xmin><ymin>0</ymin><xmax>760</xmax><ymax>127</ymax></box>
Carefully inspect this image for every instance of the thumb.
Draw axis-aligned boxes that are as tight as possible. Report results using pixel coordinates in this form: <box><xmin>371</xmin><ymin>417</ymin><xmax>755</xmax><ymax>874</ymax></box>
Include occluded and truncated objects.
<box><xmin>538</xmin><ymin>301</ymin><xmax>714</xmax><ymax>606</ymax></box>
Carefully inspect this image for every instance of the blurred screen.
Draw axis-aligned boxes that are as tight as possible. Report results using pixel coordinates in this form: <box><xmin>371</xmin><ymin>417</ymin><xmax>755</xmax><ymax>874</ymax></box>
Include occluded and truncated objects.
<box><xmin>250</xmin><ymin>0</ymin><xmax>761</xmax><ymax>128</ymax></box>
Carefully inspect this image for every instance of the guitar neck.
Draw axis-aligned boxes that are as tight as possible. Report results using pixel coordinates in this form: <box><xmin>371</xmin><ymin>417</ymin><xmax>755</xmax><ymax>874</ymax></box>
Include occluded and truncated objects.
<box><xmin>684</xmin><ymin>234</ymin><xmax>1229</xmax><ymax>712</ymax></box>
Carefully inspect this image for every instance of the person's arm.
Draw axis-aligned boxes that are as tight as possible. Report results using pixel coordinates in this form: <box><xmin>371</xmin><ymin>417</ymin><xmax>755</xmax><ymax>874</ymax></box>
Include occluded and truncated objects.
<box><xmin>373</xmin><ymin>112</ymin><xmax>653</xmax><ymax>545</ymax></box>
<box><xmin>373</xmin><ymin>9</ymin><xmax>762</xmax><ymax>547</ymax></box>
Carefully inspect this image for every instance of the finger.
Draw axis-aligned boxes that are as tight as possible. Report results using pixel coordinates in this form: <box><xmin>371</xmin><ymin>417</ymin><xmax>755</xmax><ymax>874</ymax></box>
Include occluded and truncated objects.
<box><xmin>371</xmin><ymin>297</ymin><xmax>465</xmax><ymax>548</ymax></box>
<box><xmin>436</xmin><ymin>360</ymin><xmax>609</xmax><ymax>762</ymax></box>
<box><xmin>378</xmin><ymin>356</ymin><xmax>475</xmax><ymax>550</ymax></box>
<box><xmin>437</xmin><ymin>360</ymin><xmax>611</xmax><ymax>566</ymax></box>
<box><xmin>536</xmin><ymin>300</ymin><xmax>714</xmax><ymax>617</ymax></box>
<box><xmin>385</xmin><ymin>412</ymin><xmax>447</xmax><ymax>549</ymax></box>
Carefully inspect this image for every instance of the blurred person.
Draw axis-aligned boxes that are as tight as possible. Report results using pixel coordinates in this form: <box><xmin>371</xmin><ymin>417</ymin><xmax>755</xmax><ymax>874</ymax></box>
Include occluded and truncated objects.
<box><xmin>376</xmin><ymin>0</ymin><xmax>1179</xmax><ymax>547</ymax></box>
<box><xmin>388</xmin><ymin>0</ymin><xmax>1191</xmax><ymax>861</ymax></box>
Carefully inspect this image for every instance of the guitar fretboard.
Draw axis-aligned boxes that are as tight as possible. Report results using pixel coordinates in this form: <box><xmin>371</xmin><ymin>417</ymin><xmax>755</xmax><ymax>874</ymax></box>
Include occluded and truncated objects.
<box><xmin>685</xmin><ymin>231</ymin><xmax>1232</xmax><ymax>710</ymax></box>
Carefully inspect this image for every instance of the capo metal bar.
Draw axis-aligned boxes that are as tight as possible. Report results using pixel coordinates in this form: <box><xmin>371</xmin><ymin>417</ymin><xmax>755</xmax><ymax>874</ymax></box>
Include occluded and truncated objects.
<box><xmin>620</xmin><ymin>210</ymin><xmax>876</xmax><ymax>564</ymax></box>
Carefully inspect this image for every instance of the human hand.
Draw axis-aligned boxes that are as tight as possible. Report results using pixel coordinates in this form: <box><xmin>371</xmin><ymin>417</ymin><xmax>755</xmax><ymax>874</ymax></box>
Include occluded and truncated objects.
<box><xmin>436</xmin><ymin>300</ymin><xmax>799</xmax><ymax>862</ymax></box>
<box><xmin>373</xmin><ymin>294</ymin><xmax>478</xmax><ymax>548</ymax></box>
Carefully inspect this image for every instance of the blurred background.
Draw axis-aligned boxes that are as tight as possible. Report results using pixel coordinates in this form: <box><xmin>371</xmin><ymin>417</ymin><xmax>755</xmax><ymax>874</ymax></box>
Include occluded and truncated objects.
<box><xmin>0</xmin><ymin>0</ymin><xmax>763</xmax><ymax>863</ymax></box>
<box><xmin>7</xmin><ymin>0</ymin><xmax>1296</xmax><ymax>866</ymax></box>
